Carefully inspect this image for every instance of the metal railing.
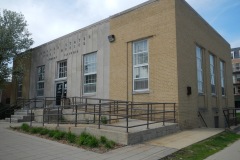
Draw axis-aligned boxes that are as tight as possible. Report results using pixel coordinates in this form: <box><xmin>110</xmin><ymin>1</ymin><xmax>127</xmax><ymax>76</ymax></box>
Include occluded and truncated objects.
<box><xmin>13</xmin><ymin>97</ymin><xmax>177</xmax><ymax>133</ymax></box>
<box><xmin>223</xmin><ymin>108</ymin><xmax>240</xmax><ymax>128</ymax></box>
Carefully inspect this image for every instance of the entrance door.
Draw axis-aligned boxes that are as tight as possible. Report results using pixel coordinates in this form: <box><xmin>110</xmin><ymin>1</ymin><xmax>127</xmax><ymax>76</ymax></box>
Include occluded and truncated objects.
<box><xmin>55</xmin><ymin>81</ymin><xmax>67</xmax><ymax>105</ymax></box>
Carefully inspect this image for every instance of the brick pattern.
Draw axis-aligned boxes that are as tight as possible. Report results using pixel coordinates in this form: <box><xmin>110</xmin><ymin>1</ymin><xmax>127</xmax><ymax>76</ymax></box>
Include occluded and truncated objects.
<box><xmin>109</xmin><ymin>0</ymin><xmax>234</xmax><ymax>129</ymax></box>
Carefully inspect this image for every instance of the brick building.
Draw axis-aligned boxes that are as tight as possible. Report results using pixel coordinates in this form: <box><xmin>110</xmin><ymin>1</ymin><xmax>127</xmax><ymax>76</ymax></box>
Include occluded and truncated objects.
<box><xmin>11</xmin><ymin>0</ymin><xmax>233</xmax><ymax>129</ymax></box>
<box><xmin>231</xmin><ymin>47</ymin><xmax>240</xmax><ymax>108</ymax></box>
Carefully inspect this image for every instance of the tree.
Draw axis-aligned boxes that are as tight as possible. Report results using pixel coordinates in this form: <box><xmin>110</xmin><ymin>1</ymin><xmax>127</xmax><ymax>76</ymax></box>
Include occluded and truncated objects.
<box><xmin>0</xmin><ymin>9</ymin><xmax>34</xmax><ymax>87</ymax></box>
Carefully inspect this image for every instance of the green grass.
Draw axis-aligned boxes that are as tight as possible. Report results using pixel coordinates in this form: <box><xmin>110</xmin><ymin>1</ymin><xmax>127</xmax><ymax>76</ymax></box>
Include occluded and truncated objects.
<box><xmin>18</xmin><ymin>124</ymin><xmax>117</xmax><ymax>150</ymax></box>
<box><xmin>162</xmin><ymin>131</ymin><xmax>240</xmax><ymax>160</ymax></box>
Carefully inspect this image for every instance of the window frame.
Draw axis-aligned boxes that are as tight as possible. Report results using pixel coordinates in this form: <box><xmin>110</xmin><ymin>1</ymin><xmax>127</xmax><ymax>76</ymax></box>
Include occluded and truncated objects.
<box><xmin>209</xmin><ymin>54</ymin><xmax>216</xmax><ymax>95</ymax></box>
<box><xmin>220</xmin><ymin>60</ymin><xmax>225</xmax><ymax>96</ymax></box>
<box><xmin>37</xmin><ymin>65</ymin><xmax>45</xmax><ymax>97</ymax></box>
<box><xmin>57</xmin><ymin>60</ymin><xmax>67</xmax><ymax>79</ymax></box>
<box><xmin>132</xmin><ymin>39</ymin><xmax>149</xmax><ymax>92</ymax></box>
<box><xmin>83</xmin><ymin>52</ymin><xmax>97</xmax><ymax>94</ymax></box>
<box><xmin>196</xmin><ymin>46</ymin><xmax>204</xmax><ymax>94</ymax></box>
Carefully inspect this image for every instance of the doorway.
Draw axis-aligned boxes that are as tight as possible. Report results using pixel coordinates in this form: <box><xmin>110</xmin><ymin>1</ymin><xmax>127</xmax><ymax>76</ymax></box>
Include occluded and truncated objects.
<box><xmin>55</xmin><ymin>81</ymin><xmax>67</xmax><ymax>105</ymax></box>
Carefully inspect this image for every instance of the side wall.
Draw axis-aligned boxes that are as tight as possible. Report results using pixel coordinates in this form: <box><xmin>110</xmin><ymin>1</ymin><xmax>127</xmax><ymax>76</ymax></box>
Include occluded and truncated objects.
<box><xmin>11</xmin><ymin>53</ymin><xmax>32</xmax><ymax>104</ymax></box>
<box><xmin>109</xmin><ymin>0</ymin><xmax>178</xmax><ymax>103</ymax></box>
<box><xmin>29</xmin><ymin>21</ymin><xmax>110</xmax><ymax>100</ymax></box>
<box><xmin>175</xmin><ymin>0</ymin><xmax>234</xmax><ymax>128</ymax></box>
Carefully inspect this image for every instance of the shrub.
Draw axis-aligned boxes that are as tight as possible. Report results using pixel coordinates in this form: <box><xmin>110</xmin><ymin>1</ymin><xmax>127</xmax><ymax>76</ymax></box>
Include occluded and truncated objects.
<box><xmin>104</xmin><ymin>140</ymin><xmax>116</xmax><ymax>149</ymax></box>
<box><xmin>53</xmin><ymin>131</ymin><xmax>66</xmax><ymax>140</ymax></box>
<box><xmin>40</xmin><ymin>128</ymin><xmax>49</xmax><ymax>135</ymax></box>
<box><xmin>100</xmin><ymin>136</ymin><xmax>107</xmax><ymax>144</ymax></box>
<box><xmin>30</xmin><ymin>127</ymin><xmax>42</xmax><ymax>134</ymax></box>
<box><xmin>66</xmin><ymin>132</ymin><xmax>76</xmax><ymax>143</ymax></box>
<box><xmin>20</xmin><ymin>123</ymin><xmax>30</xmax><ymax>132</ymax></box>
<box><xmin>76</xmin><ymin>132</ymin><xmax>99</xmax><ymax>148</ymax></box>
<box><xmin>101</xmin><ymin>116</ymin><xmax>108</xmax><ymax>124</ymax></box>
<box><xmin>48</xmin><ymin>130</ymin><xmax>57</xmax><ymax>137</ymax></box>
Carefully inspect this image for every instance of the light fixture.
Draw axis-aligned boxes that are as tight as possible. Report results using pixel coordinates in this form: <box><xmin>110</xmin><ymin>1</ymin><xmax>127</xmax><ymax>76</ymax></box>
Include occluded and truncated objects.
<box><xmin>108</xmin><ymin>35</ymin><xmax>115</xmax><ymax>42</ymax></box>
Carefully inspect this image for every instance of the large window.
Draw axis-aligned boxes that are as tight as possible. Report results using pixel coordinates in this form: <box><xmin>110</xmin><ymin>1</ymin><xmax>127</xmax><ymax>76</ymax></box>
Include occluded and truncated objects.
<box><xmin>58</xmin><ymin>61</ymin><xmax>67</xmax><ymax>78</ymax></box>
<box><xmin>17</xmin><ymin>82</ymin><xmax>22</xmax><ymax>98</ymax></box>
<box><xmin>37</xmin><ymin>66</ymin><xmax>45</xmax><ymax>96</ymax></box>
<box><xmin>231</xmin><ymin>50</ymin><xmax>240</xmax><ymax>59</ymax></box>
<box><xmin>209</xmin><ymin>54</ymin><xmax>216</xmax><ymax>94</ymax></box>
<box><xmin>133</xmin><ymin>39</ymin><xmax>149</xmax><ymax>91</ymax></box>
<box><xmin>220</xmin><ymin>61</ymin><xmax>225</xmax><ymax>96</ymax></box>
<box><xmin>196</xmin><ymin>46</ymin><xmax>203</xmax><ymax>93</ymax></box>
<box><xmin>83</xmin><ymin>52</ymin><xmax>97</xmax><ymax>94</ymax></box>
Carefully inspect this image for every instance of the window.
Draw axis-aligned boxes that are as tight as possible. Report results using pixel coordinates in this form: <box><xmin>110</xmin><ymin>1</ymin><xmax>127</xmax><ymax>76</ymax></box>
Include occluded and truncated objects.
<box><xmin>231</xmin><ymin>50</ymin><xmax>240</xmax><ymax>59</ymax></box>
<box><xmin>233</xmin><ymin>63</ymin><xmax>240</xmax><ymax>72</ymax></box>
<box><xmin>17</xmin><ymin>82</ymin><xmax>22</xmax><ymax>98</ymax></box>
<box><xmin>196</xmin><ymin>46</ymin><xmax>203</xmax><ymax>93</ymax></box>
<box><xmin>133</xmin><ymin>39</ymin><xmax>149</xmax><ymax>91</ymax></box>
<box><xmin>220</xmin><ymin>61</ymin><xmax>225</xmax><ymax>96</ymax></box>
<box><xmin>83</xmin><ymin>52</ymin><xmax>97</xmax><ymax>93</ymax></box>
<box><xmin>209</xmin><ymin>54</ymin><xmax>216</xmax><ymax>94</ymax></box>
<box><xmin>37</xmin><ymin>66</ymin><xmax>45</xmax><ymax>96</ymax></box>
<box><xmin>58</xmin><ymin>61</ymin><xmax>67</xmax><ymax>78</ymax></box>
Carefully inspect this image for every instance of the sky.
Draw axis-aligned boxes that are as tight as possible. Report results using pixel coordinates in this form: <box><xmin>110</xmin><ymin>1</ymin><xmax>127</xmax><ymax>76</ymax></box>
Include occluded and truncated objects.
<box><xmin>1</xmin><ymin>0</ymin><xmax>240</xmax><ymax>48</ymax></box>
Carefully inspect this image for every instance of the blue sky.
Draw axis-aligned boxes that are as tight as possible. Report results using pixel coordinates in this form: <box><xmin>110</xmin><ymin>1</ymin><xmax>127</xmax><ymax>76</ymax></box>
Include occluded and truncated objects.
<box><xmin>1</xmin><ymin>0</ymin><xmax>240</xmax><ymax>48</ymax></box>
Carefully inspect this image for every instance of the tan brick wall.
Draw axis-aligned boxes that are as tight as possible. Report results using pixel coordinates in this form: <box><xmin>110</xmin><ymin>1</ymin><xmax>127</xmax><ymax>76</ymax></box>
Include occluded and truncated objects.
<box><xmin>109</xmin><ymin>0</ymin><xmax>234</xmax><ymax>129</ymax></box>
<box><xmin>175</xmin><ymin>0</ymin><xmax>234</xmax><ymax>128</ymax></box>
<box><xmin>11</xmin><ymin>53</ymin><xmax>32</xmax><ymax>104</ymax></box>
<box><xmin>109</xmin><ymin>0</ymin><xmax>179</xmax><ymax>104</ymax></box>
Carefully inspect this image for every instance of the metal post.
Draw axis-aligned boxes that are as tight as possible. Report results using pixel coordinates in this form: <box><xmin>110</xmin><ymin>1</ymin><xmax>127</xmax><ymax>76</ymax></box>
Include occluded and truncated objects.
<box><xmin>85</xmin><ymin>98</ymin><xmax>88</xmax><ymax>112</ymax></box>
<box><xmin>48</xmin><ymin>108</ymin><xmax>50</xmax><ymax>124</ymax></box>
<box><xmin>98</xmin><ymin>100</ymin><xmax>101</xmax><ymax>129</ymax></box>
<box><xmin>147</xmin><ymin>104</ymin><xmax>149</xmax><ymax>129</ymax></box>
<box><xmin>94</xmin><ymin>104</ymin><xmax>96</xmax><ymax>123</ymax></box>
<box><xmin>150</xmin><ymin>104</ymin><xmax>153</xmax><ymax>121</ymax></box>
<box><xmin>75</xmin><ymin>105</ymin><xmax>77</xmax><ymax>127</ymax></box>
<box><xmin>163</xmin><ymin>104</ymin><xmax>165</xmax><ymax>126</ymax></box>
<box><xmin>30</xmin><ymin>108</ymin><xmax>32</xmax><ymax>127</ymax></box>
<box><xmin>57</xmin><ymin>107</ymin><xmax>59</xmax><ymax>127</ymax></box>
<box><xmin>42</xmin><ymin>108</ymin><xmax>45</xmax><ymax>126</ymax></box>
<box><xmin>117</xmin><ymin>101</ymin><xmax>119</xmax><ymax>120</ymax></box>
<box><xmin>34</xmin><ymin>97</ymin><xmax>36</xmax><ymax>109</ymax></box>
<box><xmin>174</xmin><ymin>103</ymin><xmax>176</xmax><ymax>123</ymax></box>
<box><xmin>126</xmin><ymin>102</ymin><xmax>129</xmax><ymax>133</ymax></box>
<box><xmin>109</xmin><ymin>103</ymin><xmax>111</xmax><ymax>124</ymax></box>
<box><xmin>131</xmin><ymin>102</ymin><xmax>133</xmax><ymax>118</ymax></box>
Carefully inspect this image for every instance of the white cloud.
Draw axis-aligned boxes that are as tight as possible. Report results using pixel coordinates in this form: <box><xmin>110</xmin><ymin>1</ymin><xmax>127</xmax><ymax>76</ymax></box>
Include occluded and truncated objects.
<box><xmin>1</xmin><ymin>0</ymin><xmax>239</xmax><ymax>48</ymax></box>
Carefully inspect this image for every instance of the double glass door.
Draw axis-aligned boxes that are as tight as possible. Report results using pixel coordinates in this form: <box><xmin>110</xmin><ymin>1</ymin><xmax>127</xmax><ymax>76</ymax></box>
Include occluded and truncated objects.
<box><xmin>55</xmin><ymin>81</ymin><xmax>67</xmax><ymax>105</ymax></box>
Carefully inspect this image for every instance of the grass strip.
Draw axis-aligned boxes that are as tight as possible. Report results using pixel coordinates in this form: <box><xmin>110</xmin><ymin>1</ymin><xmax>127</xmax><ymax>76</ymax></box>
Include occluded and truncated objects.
<box><xmin>162</xmin><ymin>131</ymin><xmax>240</xmax><ymax>160</ymax></box>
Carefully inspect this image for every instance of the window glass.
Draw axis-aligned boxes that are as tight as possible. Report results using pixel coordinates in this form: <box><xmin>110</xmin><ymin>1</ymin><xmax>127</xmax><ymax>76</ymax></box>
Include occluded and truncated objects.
<box><xmin>133</xmin><ymin>39</ymin><xmax>149</xmax><ymax>91</ymax></box>
<box><xmin>84</xmin><ymin>52</ymin><xmax>97</xmax><ymax>93</ymax></box>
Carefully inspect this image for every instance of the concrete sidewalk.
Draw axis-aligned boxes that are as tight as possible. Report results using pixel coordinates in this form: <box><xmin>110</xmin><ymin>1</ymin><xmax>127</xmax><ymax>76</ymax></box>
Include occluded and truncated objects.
<box><xmin>0</xmin><ymin>121</ymin><xmax>224</xmax><ymax>160</ymax></box>
<box><xmin>205</xmin><ymin>131</ymin><xmax>240</xmax><ymax>160</ymax></box>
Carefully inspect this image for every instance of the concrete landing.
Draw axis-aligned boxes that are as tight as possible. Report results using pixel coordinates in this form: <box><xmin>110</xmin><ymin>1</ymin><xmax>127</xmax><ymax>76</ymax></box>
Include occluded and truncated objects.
<box><xmin>145</xmin><ymin>128</ymin><xmax>224</xmax><ymax>149</ymax></box>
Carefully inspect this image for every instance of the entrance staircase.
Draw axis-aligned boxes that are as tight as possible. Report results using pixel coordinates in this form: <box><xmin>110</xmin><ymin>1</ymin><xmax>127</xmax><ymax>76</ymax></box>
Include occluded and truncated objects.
<box><xmin>5</xmin><ymin>110</ymin><xmax>33</xmax><ymax>123</ymax></box>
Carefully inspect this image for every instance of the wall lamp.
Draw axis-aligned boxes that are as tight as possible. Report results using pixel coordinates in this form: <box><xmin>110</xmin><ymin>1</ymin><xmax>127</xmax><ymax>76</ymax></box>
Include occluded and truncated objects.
<box><xmin>108</xmin><ymin>35</ymin><xmax>115</xmax><ymax>42</ymax></box>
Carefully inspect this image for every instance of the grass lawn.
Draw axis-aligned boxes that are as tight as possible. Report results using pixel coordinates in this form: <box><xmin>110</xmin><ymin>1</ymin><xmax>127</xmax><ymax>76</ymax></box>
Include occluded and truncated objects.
<box><xmin>161</xmin><ymin>131</ymin><xmax>240</xmax><ymax>160</ymax></box>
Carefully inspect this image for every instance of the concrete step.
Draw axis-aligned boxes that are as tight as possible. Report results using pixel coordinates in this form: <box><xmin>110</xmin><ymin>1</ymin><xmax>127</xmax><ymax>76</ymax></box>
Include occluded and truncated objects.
<box><xmin>5</xmin><ymin>118</ymin><xmax>21</xmax><ymax>123</ymax></box>
<box><xmin>11</xmin><ymin>115</ymin><xmax>32</xmax><ymax>120</ymax></box>
<box><xmin>14</xmin><ymin>110</ymin><xmax>30</xmax><ymax>116</ymax></box>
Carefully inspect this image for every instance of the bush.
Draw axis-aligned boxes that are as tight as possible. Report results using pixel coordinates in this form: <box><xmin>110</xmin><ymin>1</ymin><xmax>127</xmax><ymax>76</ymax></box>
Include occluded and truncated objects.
<box><xmin>66</xmin><ymin>132</ymin><xmax>76</xmax><ymax>143</ymax></box>
<box><xmin>100</xmin><ymin>136</ymin><xmax>107</xmax><ymax>144</ymax></box>
<box><xmin>40</xmin><ymin>128</ymin><xmax>49</xmax><ymax>135</ymax></box>
<box><xmin>104</xmin><ymin>140</ymin><xmax>116</xmax><ymax>149</ymax></box>
<box><xmin>30</xmin><ymin>127</ymin><xmax>43</xmax><ymax>134</ymax></box>
<box><xmin>76</xmin><ymin>132</ymin><xmax>99</xmax><ymax>148</ymax></box>
<box><xmin>101</xmin><ymin>116</ymin><xmax>108</xmax><ymax>124</ymax></box>
<box><xmin>48</xmin><ymin>130</ymin><xmax>57</xmax><ymax>137</ymax></box>
<box><xmin>53</xmin><ymin>131</ymin><xmax>66</xmax><ymax>140</ymax></box>
<box><xmin>20</xmin><ymin>123</ymin><xmax>30</xmax><ymax>132</ymax></box>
